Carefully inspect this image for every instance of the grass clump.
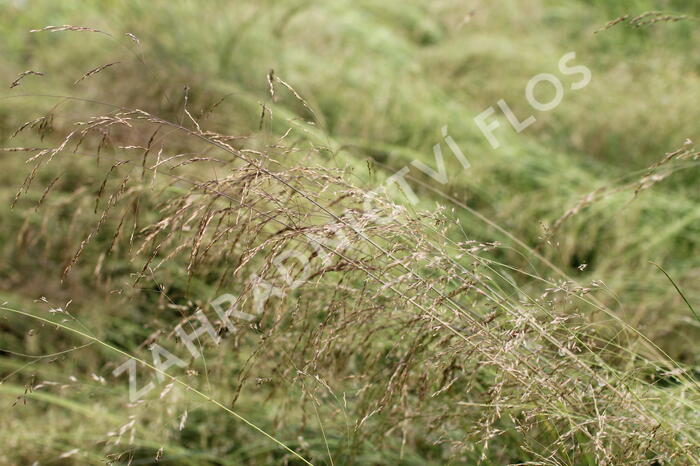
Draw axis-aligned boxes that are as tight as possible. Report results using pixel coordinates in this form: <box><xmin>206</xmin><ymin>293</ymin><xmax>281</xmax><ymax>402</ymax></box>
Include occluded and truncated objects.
<box><xmin>0</xmin><ymin>1</ymin><xmax>699</xmax><ymax>464</ymax></box>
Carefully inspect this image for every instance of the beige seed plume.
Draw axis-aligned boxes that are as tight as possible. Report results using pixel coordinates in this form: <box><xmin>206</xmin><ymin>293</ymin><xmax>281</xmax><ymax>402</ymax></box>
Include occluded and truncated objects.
<box><xmin>9</xmin><ymin>70</ymin><xmax>44</xmax><ymax>89</ymax></box>
<box><xmin>74</xmin><ymin>62</ymin><xmax>120</xmax><ymax>85</ymax></box>
<box><xmin>30</xmin><ymin>24</ymin><xmax>111</xmax><ymax>36</ymax></box>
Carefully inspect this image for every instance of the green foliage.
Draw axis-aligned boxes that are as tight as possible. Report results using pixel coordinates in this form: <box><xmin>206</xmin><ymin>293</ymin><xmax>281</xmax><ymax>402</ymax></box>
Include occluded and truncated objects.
<box><xmin>0</xmin><ymin>0</ymin><xmax>699</xmax><ymax>464</ymax></box>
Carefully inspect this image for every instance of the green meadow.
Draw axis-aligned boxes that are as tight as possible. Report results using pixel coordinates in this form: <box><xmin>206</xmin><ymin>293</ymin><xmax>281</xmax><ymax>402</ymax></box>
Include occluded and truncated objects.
<box><xmin>1</xmin><ymin>1</ymin><xmax>699</xmax><ymax>464</ymax></box>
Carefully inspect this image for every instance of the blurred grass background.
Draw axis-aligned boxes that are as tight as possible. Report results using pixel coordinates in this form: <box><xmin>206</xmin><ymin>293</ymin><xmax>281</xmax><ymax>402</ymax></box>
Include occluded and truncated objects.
<box><xmin>1</xmin><ymin>0</ymin><xmax>699</xmax><ymax>464</ymax></box>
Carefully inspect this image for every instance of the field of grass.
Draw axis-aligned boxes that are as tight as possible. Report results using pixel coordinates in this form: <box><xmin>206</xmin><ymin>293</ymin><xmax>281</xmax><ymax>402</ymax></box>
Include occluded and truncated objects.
<box><xmin>1</xmin><ymin>0</ymin><xmax>699</xmax><ymax>464</ymax></box>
